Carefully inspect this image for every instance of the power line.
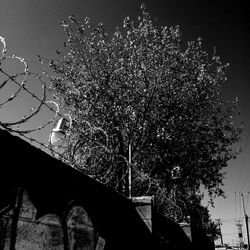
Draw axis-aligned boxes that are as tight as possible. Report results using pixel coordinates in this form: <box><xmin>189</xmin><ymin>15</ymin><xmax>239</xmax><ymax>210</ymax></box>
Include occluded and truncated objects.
<box><xmin>221</xmin><ymin>217</ymin><xmax>245</xmax><ymax>223</ymax></box>
<box><xmin>223</xmin><ymin>232</ymin><xmax>239</xmax><ymax>235</ymax></box>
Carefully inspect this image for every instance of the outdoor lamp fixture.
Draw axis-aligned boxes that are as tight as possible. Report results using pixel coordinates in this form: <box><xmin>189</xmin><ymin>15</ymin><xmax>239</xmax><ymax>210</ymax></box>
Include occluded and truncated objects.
<box><xmin>50</xmin><ymin>117</ymin><xmax>68</xmax><ymax>145</ymax></box>
<box><xmin>171</xmin><ymin>166</ymin><xmax>181</xmax><ymax>179</ymax></box>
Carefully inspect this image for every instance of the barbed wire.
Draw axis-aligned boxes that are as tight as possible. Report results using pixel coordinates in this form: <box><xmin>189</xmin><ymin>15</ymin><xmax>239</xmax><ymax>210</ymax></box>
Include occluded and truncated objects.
<box><xmin>0</xmin><ymin>35</ymin><xmax>124</xmax><ymax>185</ymax></box>
<box><xmin>0</xmin><ymin>35</ymin><xmax>70</xmax><ymax>158</ymax></box>
<box><xmin>0</xmin><ymin>35</ymin><xmax>185</xmax><ymax>221</ymax></box>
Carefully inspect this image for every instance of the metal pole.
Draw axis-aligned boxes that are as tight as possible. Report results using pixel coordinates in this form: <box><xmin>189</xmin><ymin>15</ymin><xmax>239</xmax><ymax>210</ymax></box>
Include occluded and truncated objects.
<box><xmin>128</xmin><ymin>144</ymin><xmax>132</xmax><ymax>199</ymax></box>
<box><xmin>246</xmin><ymin>216</ymin><xmax>250</xmax><ymax>250</ymax></box>
<box><xmin>219</xmin><ymin>221</ymin><xmax>224</xmax><ymax>246</ymax></box>
<box><xmin>236</xmin><ymin>221</ymin><xmax>244</xmax><ymax>250</ymax></box>
<box><xmin>216</xmin><ymin>219</ymin><xmax>224</xmax><ymax>246</ymax></box>
<box><xmin>241</xmin><ymin>193</ymin><xmax>250</xmax><ymax>250</ymax></box>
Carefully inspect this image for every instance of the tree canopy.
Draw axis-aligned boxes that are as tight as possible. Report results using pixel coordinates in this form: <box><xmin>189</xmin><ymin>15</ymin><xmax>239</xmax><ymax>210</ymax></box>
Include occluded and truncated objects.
<box><xmin>41</xmin><ymin>5</ymin><xmax>241</xmax><ymax>220</ymax></box>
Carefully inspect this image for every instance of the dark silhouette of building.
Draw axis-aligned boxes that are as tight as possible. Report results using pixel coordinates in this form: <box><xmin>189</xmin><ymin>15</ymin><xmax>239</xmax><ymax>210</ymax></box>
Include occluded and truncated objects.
<box><xmin>0</xmin><ymin>129</ymin><xmax>157</xmax><ymax>250</ymax></box>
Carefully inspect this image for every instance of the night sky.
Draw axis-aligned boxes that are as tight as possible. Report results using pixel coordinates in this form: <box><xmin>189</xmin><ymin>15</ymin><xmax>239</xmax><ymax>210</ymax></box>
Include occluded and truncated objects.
<box><xmin>0</xmin><ymin>0</ymin><xmax>249</xmax><ymax>245</ymax></box>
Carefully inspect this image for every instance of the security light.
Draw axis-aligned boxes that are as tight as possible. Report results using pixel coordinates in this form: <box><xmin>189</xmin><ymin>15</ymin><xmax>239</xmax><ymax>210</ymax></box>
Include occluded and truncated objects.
<box><xmin>50</xmin><ymin>118</ymin><xmax>68</xmax><ymax>145</ymax></box>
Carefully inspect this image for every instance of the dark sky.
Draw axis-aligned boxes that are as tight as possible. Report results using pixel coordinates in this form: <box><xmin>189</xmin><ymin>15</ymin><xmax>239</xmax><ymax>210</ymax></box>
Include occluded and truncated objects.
<box><xmin>0</xmin><ymin>0</ymin><xmax>249</xmax><ymax>244</ymax></box>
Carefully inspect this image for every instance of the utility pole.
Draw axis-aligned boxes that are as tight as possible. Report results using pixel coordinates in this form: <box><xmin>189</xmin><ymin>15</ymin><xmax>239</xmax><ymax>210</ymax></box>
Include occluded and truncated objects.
<box><xmin>236</xmin><ymin>220</ymin><xmax>244</xmax><ymax>250</ymax></box>
<box><xmin>215</xmin><ymin>219</ymin><xmax>224</xmax><ymax>246</ymax></box>
<box><xmin>241</xmin><ymin>193</ymin><xmax>250</xmax><ymax>250</ymax></box>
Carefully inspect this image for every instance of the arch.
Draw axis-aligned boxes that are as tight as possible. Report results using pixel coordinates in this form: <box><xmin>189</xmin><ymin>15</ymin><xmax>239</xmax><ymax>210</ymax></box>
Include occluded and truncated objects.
<box><xmin>14</xmin><ymin>191</ymin><xmax>64</xmax><ymax>249</ymax></box>
<box><xmin>66</xmin><ymin>205</ymin><xmax>96</xmax><ymax>250</ymax></box>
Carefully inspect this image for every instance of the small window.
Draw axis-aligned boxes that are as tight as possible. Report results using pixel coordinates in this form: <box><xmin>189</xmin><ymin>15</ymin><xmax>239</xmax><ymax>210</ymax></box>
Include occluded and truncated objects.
<box><xmin>15</xmin><ymin>191</ymin><xmax>64</xmax><ymax>249</ymax></box>
<box><xmin>67</xmin><ymin>206</ymin><xmax>95</xmax><ymax>250</ymax></box>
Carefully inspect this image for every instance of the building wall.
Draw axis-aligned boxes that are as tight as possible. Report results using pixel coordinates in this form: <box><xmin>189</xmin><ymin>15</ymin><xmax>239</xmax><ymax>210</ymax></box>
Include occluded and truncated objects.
<box><xmin>180</xmin><ymin>223</ymin><xmax>192</xmax><ymax>241</ymax></box>
<box><xmin>132</xmin><ymin>196</ymin><xmax>153</xmax><ymax>233</ymax></box>
<box><xmin>0</xmin><ymin>190</ymin><xmax>99</xmax><ymax>250</ymax></box>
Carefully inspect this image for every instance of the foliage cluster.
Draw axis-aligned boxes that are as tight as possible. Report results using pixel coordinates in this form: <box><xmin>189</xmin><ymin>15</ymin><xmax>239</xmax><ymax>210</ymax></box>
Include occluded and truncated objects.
<box><xmin>42</xmin><ymin>5</ymin><xmax>241</xmax><ymax>221</ymax></box>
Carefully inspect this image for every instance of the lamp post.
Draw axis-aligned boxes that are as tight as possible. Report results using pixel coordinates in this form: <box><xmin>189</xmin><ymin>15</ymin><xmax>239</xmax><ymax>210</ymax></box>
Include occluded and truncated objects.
<box><xmin>128</xmin><ymin>144</ymin><xmax>132</xmax><ymax>199</ymax></box>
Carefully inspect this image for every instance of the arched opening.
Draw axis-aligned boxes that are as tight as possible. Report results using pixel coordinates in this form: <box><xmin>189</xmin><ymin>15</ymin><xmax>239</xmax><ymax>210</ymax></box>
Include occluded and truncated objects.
<box><xmin>67</xmin><ymin>206</ymin><xmax>96</xmax><ymax>250</ymax></box>
<box><xmin>14</xmin><ymin>190</ymin><xmax>64</xmax><ymax>250</ymax></box>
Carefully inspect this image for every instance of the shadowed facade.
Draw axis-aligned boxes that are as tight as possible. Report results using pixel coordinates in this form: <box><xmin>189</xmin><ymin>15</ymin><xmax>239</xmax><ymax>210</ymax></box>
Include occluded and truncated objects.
<box><xmin>0</xmin><ymin>129</ymin><xmax>157</xmax><ymax>250</ymax></box>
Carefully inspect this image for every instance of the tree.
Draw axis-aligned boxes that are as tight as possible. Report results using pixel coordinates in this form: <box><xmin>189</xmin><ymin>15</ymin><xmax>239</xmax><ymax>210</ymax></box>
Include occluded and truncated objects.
<box><xmin>41</xmin><ymin>5</ymin><xmax>241</xmax><ymax>219</ymax></box>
